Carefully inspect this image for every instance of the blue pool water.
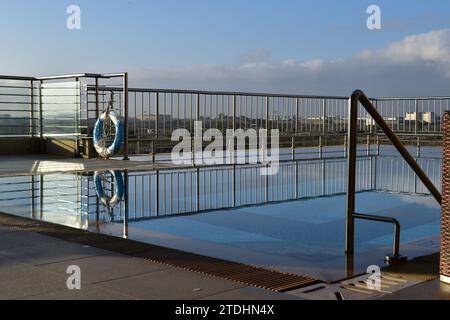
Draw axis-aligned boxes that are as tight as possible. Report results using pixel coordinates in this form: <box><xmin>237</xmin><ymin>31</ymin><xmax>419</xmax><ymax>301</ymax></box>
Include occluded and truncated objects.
<box><xmin>0</xmin><ymin>147</ymin><xmax>442</xmax><ymax>281</ymax></box>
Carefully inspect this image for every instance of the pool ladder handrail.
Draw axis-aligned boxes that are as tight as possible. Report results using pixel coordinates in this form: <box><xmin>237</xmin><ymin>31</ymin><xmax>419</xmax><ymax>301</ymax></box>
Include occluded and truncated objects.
<box><xmin>346</xmin><ymin>90</ymin><xmax>442</xmax><ymax>263</ymax></box>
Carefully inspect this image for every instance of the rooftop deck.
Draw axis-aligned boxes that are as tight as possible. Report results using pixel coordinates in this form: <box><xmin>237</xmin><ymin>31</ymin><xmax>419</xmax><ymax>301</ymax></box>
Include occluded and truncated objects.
<box><xmin>1</xmin><ymin>210</ymin><xmax>448</xmax><ymax>300</ymax></box>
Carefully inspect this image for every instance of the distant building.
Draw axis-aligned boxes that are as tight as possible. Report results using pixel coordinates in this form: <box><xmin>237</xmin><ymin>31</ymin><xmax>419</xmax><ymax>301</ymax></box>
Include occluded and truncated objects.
<box><xmin>405</xmin><ymin>112</ymin><xmax>435</xmax><ymax>124</ymax></box>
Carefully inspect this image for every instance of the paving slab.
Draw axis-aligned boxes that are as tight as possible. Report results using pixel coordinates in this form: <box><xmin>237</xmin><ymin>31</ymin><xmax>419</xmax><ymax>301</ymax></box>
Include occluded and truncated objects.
<box><xmin>19</xmin><ymin>285</ymin><xmax>137</xmax><ymax>300</ymax></box>
<box><xmin>379</xmin><ymin>280</ymin><xmax>450</xmax><ymax>300</ymax></box>
<box><xmin>38</xmin><ymin>253</ymin><xmax>172</xmax><ymax>284</ymax></box>
<box><xmin>97</xmin><ymin>268</ymin><xmax>246</xmax><ymax>300</ymax></box>
<box><xmin>0</xmin><ymin>230</ymin><xmax>64</xmax><ymax>251</ymax></box>
<box><xmin>0</xmin><ymin>238</ymin><xmax>110</xmax><ymax>266</ymax></box>
<box><xmin>0</xmin><ymin>263</ymin><xmax>69</xmax><ymax>299</ymax></box>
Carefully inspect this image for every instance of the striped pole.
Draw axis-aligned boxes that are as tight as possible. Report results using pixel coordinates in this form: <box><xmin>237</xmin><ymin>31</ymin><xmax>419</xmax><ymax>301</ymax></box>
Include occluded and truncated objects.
<box><xmin>441</xmin><ymin>111</ymin><xmax>450</xmax><ymax>284</ymax></box>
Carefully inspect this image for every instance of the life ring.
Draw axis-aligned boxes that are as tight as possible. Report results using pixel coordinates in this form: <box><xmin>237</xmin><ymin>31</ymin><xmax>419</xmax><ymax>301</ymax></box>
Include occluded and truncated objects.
<box><xmin>94</xmin><ymin>170</ymin><xmax>125</xmax><ymax>208</ymax></box>
<box><xmin>93</xmin><ymin>110</ymin><xmax>124</xmax><ymax>159</ymax></box>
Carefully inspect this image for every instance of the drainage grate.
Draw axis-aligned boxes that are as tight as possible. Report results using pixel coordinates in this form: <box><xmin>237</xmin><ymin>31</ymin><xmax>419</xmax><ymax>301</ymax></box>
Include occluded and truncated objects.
<box><xmin>0</xmin><ymin>213</ymin><xmax>320</xmax><ymax>292</ymax></box>
<box><xmin>135</xmin><ymin>249</ymin><xmax>320</xmax><ymax>292</ymax></box>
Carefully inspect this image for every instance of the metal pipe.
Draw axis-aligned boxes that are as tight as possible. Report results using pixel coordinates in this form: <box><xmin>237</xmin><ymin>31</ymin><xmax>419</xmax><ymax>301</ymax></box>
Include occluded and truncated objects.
<box><xmin>155</xmin><ymin>92</ymin><xmax>160</xmax><ymax>139</ymax></box>
<box><xmin>123</xmin><ymin>171</ymin><xmax>129</xmax><ymax>239</ymax></box>
<box><xmin>95</xmin><ymin>77</ymin><xmax>99</xmax><ymax>120</ymax></box>
<box><xmin>353</xmin><ymin>90</ymin><xmax>441</xmax><ymax>204</ymax></box>
<box><xmin>29</xmin><ymin>80</ymin><xmax>34</xmax><ymax>148</ymax></box>
<box><xmin>354</xmin><ymin>213</ymin><xmax>401</xmax><ymax>257</ymax></box>
<box><xmin>39</xmin><ymin>80</ymin><xmax>43</xmax><ymax>140</ymax></box>
<box><xmin>346</xmin><ymin>94</ymin><xmax>358</xmax><ymax>254</ymax></box>
<box><xmin>85</xmin><ymin>85</ymin><xmax>350</xmax><ymax>100</ymax></box>
<box><xmin>346</xmin><ymin>89</ymin><xmax>442</xmax><ymax>256</ymax></box>
<box><xmin>123</xmin><ymin>73</ymin><xmax>129</xmax><ymax>160</ymax></box>
<box><xmin>0</xmin><ymin>75</ymin><xmax>35</xmax><ymax>81</ymax></box>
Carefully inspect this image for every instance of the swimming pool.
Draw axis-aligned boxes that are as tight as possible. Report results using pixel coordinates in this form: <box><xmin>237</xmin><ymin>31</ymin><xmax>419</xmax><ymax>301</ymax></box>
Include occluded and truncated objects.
<box><xmin>0</xmin><ymin>147</ymin><xmax>442</xmax><ymax>282</ymax></box>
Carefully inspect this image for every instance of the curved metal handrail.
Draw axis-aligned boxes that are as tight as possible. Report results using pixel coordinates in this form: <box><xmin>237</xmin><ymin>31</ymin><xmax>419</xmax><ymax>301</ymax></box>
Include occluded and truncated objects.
<box><xmin>346</xmin><ymin>90</ymin><xmax>442</xmax><ymax>257</ymax></box>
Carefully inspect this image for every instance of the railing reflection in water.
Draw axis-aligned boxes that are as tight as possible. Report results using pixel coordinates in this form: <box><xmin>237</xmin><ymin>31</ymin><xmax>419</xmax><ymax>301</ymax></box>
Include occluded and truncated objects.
<box><xmin>0</xmin><ymin>155</ymin><xmax>442</xmax><ymax>231</ymax></box>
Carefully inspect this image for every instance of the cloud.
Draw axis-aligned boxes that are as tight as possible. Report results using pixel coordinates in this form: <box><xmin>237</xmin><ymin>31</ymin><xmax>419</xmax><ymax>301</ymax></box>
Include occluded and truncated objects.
<box><xmin>131</xmin><ymin>29</ymin><xmax>450</xmax><ymax>97</ymax></box>
<box><xmin>239</xmin><ymin>48</ymin><xmax>272</xmax><ymax>63</ymax></box>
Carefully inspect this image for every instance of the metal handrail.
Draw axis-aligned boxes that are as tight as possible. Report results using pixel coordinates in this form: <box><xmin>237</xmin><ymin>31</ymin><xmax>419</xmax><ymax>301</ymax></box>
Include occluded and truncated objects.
<box><xmin>353</xmin><ymin>213</ymin><xmax>401</xmax><ymax>258</ymax></box>
<box><xmin>85</xmin><ymin>84</ymin><xmax>350</xmax><ymax>100</ymax></box>
<box><xmin>346</xmin><ymin>90</ymin><xmax>442</xmax><ymax>259</ymax></box>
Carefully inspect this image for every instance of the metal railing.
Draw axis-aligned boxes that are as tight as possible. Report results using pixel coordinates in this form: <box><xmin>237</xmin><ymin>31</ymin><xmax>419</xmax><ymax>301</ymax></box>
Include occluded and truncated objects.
<box><xmin>0</xmin><ymin>76</ymin><xmax>35</xmax><ymax>138</ymax></box>
<box><xmin>85</xmin><ymin>86</ymin><xmax>450</xmax><ymax>159</ymax></box>
<box><xmin>2</xmin><ymin>72</ymin><xmax>450</xmax><ymax>159</ymax></box>
<box><xmin>346</xmin><ymin>90</ymin><xmax>442</xmax><ymax>263</ymax></box>
<box><xmin>86</xmin><ymin>86</ymin><xmax>450</xmax><ymax>139</ymax></box>
<box><xmin>0</xmin><ymin>73</ymin><xmax>129</xmax><ymax>158</ymax></box>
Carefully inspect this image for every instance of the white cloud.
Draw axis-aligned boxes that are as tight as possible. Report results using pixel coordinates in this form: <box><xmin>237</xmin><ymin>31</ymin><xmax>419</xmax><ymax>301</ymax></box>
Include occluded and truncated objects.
<box><xmin>131</xmin><ymin>29</ymin><xmax>450</xmax><ymax>97</ymax></box>
<box><xmin>357</xmin><ymin>29</ymin><xmax>450</xmax><ymax>67</ymax></box>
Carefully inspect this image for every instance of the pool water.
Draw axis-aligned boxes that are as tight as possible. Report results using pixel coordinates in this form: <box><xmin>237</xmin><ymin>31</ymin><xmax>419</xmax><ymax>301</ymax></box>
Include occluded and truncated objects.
<box><xmin>0</xmin><ymin>148</ymin><xmax>442</xmax><ymax>282</ymax></box>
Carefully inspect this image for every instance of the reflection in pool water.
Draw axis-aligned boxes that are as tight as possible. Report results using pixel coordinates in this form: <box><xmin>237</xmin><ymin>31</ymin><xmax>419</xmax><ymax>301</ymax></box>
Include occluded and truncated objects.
<box><xmin>0</xmin><ymin>151</ymin><xmax>442</xmax><ymax>281</ymax></box>
<box><xmin>94</xmin><ymin>170</ymin><xmax>125</xmax><ymax>221</ymax></box>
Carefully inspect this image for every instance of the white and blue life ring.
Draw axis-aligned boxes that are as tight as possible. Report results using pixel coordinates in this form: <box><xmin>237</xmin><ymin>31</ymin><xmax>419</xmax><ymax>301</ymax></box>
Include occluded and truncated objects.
<box><xmin>94</xmin><ymin>170</ymin><xmax>125</xmax><ymax>208</ymax></box>
<box><xmin>93</xmin><ymin>110</ymin><xmax>124</xmax><ymax>159</ymax></box>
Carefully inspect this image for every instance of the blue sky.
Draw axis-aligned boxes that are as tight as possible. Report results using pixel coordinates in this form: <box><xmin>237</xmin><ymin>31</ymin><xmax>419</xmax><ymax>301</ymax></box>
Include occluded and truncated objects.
<box><xmin>1</xmin><ymin>0</ymin><xmax>450</xmax><ymax>95</ymax></box>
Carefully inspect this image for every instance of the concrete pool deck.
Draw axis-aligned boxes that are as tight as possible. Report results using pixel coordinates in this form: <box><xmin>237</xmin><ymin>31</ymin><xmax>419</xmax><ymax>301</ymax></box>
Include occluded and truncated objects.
<box><xmin>0</xmin><ymin>216</ymin><xmax>295</xmax><ymax>300</ymax></box>
<box><xmin>1</xmin><ymin>212</ymin><xmax>449</xmax><ymax>300</ymax></box>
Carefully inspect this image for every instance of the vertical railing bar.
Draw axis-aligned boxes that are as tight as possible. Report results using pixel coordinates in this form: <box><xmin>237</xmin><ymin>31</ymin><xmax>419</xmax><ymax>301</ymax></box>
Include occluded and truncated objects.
<box><xmin>123</xmin><ymin>73</ymin><xmax>129</xmax><ymax>160</ymax></box>
<box><xmin>29</xmin><ymin>80</ymin><xmax>34</xmax><ymax>141</ymax></box>
<box><xmin>39</xmin><ymin>80</ymin><xmax>43</xmax><ymax>140</ymax></box>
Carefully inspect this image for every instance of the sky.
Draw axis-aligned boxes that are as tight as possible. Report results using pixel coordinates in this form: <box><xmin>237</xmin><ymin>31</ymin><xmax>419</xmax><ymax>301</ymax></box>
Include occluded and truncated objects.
<box><xmin>0</xmin><ymin>0</ymin><xmax>450</xmax><ymax>96</ymax></box>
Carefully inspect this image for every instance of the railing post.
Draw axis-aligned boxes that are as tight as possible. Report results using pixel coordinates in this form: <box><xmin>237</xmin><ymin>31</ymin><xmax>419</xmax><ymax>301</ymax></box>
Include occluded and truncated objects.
<box><xmin>233</xmin><ymin>165</ymin><xmax>237</xmax><ymax>207</ymax></box>
<box><xmin>322</xmin><ymin>98</ymin><xmax>326</xmax><ymax>135</ymax></box>
<box><xmin>376</xmin><ymin>135</ymin><xmax>380</xmax><ymax>156</ymax></box>
<box><xmin>367</xmin><ymin>135</ymin><xmax>371</xmax><ymax>156</ymax></box>
<box><xmin>30</xmin><ymin>80</ymin><xmax>34</xmax><ymax>138</ymax></box>
<box><xmin>151</xmin><ymin>140</ymin><xmax>155</xmax><ymax>162</ymax></box>
<box><xmin>95</xmin><ymin>77</ymin><xmax>99</xmax><ymax>119</ymax></box>
<box><xmin>346</xmin><ymin>93</ymin><xmax>359</xmax><ymax>254</ymax></box>
<box><xmin>295</xmin><ymin>97</ymin><xmax>299</xmax><ymax>135</ymax></box>
<box><xmin>123</xmin><ymin>171</ymin><xmax>129</xmax><ymax>239</ymax></box>
<box><xmin>343</xmin><ymin>135</ymin><xmax>347</xmax><ymax>158</ymax></box>
<box><xmin>414</xmin><ymin>99</ymin><xmax>419</xmax><ymax>135</ymax></box>
<box><xmin>291</xmin><ymin>136</ymin><xmax>295</xmax><ymax>161</ymax></box>
<box><xmin>192</xmin><ymin>137</ymin><xmax>195</xmax><ymax>166</ymax></box>
<box><xmin>196</xmin><ymin>167</ymin><xmax>201</xmax><ymax>211</ymax></box>
<box><xmin>29</xmin><ymin>80</ymin><xmax>34</xmax><ymax>153</ymax></box>
<box><xmin>319</xmin><ymin>136</ymin><xmax>323</xmax><ymax>159</ymax></box>
<box><xmin>417</xmin><ymin>136</ymin><xmax>421</xmax><ymax>158</ymax></box>
<box><xmin>123</xmin><ymin>73</ymin><xmax>129</xmax><ymax>160</ymax></box>
<box><xmin>373</xmin><ymin>154</ymin><xmax>378</xmax><ymax>190</ymax></box>
<box><xmin>322</xmin><ymin>159</ymin><xmax>326</xmax><ymax>196</ymax></box>
<box><xmin>39</xmin><ymin>80</ymin><xmax>43</xmax><ymax>140</ymax></box>
<box><xmin>372</xmin><ymin>100</ymin><xmax>377</xmax><ymax>135</ymax></box>
<box><xmin>31</xmin><ymin>175</ymin><xmax>36</xmax><ymax>219</ymax></box>
<box><xmin>155</xmin><ymin>92</ymin><xmax>159</xmax><ymax>139</ymax></box>
<box><xmin>265</xmin><ymin>163</ymin><xmax>269</xmax><ymax>203</ymax></box>
<box><xmin>233</xmin><ymin>95</ymin><xmax>237</xmax><ymax>131</ymax></box>
<box><xmin>155</xmin><ymin>170</ymin><xmax>160</xmax><ymax>216</ymax></box>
